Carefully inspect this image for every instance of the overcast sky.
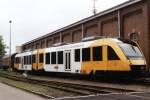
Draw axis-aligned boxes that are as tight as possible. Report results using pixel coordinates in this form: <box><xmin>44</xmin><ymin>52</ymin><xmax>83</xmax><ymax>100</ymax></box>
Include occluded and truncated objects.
<box><xmin>0</xmin><ymin>0</ymin><xmax>128</xmax><ymax>54</ymax></box>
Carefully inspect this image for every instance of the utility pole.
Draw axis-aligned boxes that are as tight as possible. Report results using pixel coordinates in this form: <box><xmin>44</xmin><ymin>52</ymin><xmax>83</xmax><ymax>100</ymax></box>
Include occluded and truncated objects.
<box><xmin>9</xmin><ymin>20</ymin><xmax>12</xmax><ymax>70</ymax></box>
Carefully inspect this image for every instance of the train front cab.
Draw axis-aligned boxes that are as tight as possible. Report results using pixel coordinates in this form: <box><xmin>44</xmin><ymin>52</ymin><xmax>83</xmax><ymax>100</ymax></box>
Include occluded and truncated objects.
<box><xmin>81</xmin><ymin>39</ymin><xmax>146</xmax><ymax>77</ymax></box>
<box><xmin>32</xmin><ymin>49</ymin><xmax>44</xmax><ymax>71</ymax></box>
<box><xmin>118</xmin><ymin>41</ymin><xmax>146</xmax><ymax>75</ymax></box>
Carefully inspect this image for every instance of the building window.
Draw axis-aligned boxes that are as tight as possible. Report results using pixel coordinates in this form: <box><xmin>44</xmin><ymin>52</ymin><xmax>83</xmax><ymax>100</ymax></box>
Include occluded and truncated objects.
<box><xmin>45</xmin><ymin>53</ymin><xmax>50</xmax><ymax>64</ymax></box>
<box><xmin>32</xmin><ymin>55</ymin><xmax>36</xmax><ymax>63</ymax></box>
<box><xmin>39</xmin><ymin>54</ymin><xmax>44</xmax><ymax>63</ymax></box>
<box><xmin>58</xmin><ymin>51</ymin><xmax>63</xmax><ymax>64</ymax></box>
<box><xmin>93</xmin><ymin>46</ymin><xmax>102</xmax><ymax>61</ymax></box>
<box><xmin>82</xmin><ymin>48</ymin><xmax>91</xmax><ymax>61</ymax></box>
<box><xmin>108</xmin><ymin>46</ymin><xmax>120</xmax><ymax>60</ymax></box>
<box><xmin>51</xmin><ymin>52</ymin><xmax>56</xmax><ymax>64</ymax></box>
<box><xmin>75</xmin><ymin>49</ymin><xmax>80</xmax><ymax>62</ymax></box>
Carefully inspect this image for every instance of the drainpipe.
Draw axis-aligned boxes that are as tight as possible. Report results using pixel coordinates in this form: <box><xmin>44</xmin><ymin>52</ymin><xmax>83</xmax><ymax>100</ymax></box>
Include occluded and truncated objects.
<box><xmin>82</xmin><ymin>24</ymin><xmax>84</xmax><ymax>39</ymax></box>
<box><xmin>60</xmin><ymin>32</ymin><xmax>62</xmax><ymax>43</ymax></box>
<box><xmin>118</xmin><ymin>10</ymin><xmax>121</xmax><ymax>38</ymax></box>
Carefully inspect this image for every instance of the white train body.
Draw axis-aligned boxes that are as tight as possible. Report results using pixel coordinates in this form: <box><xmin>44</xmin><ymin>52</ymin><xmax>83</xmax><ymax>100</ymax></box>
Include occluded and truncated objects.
<box><xmin>44</xmin><ymin>41</ymin><xmax>92</xmax><ymax>73</ymax></box>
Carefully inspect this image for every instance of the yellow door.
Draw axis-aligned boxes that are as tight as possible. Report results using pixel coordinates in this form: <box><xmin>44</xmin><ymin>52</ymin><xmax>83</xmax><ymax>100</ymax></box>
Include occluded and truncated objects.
<box><xmin>37</xmin><ymin>49</ymin><xmax>45</xmax><ymax>70</ymax></box>
<box><xmin>32</xmin><ymin>50</ymin><xmax>38</xmax><ymax>70</ymax></box>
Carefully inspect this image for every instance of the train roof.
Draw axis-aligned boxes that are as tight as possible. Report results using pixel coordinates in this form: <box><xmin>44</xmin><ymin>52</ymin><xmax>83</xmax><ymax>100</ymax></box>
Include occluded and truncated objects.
<box><xmin>15</xmin><ymin>51</ymin><xmax>32</xmax><ymax>57</ymax></box>
<box><xmin>44</xmin><ymin>38</ymin><xmax>127</xmax><ymax>52</ymax></box>
<box><xmin>17</xmin><ymin>37</ymin><xmax>136</xmax><ymax>55</ymax></box>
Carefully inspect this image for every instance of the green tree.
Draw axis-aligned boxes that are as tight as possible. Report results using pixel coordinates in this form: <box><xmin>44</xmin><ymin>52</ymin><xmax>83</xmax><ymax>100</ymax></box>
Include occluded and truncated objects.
<box><xmin>0</xmin><ymin>35</ymin><xmax>6</xmax><ymax>58</ymax></box>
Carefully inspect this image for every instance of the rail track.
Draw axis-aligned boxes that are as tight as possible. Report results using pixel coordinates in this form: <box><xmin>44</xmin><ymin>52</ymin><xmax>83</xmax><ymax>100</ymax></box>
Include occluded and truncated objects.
<box><xmin>31</xmin><ymin>72</ymin><xmax>150</xmax><ymax>89</ymax></box>
<box><xmin>29</xmin><ymin>70</ymin><xmax>150</xmax><ymax>84</ymax></box>
<box><xmin>0</xmin><ymin>71</ymin><xmax>136</xmax><ymax>97</ymax></box>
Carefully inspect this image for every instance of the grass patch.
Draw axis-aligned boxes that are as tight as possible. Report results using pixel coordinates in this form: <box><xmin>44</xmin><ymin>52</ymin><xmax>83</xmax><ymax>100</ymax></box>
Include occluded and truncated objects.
<box><xmin>0</xmin><ymin>76</ymin><xmax>79</xmax><ymax>98</ymax></box>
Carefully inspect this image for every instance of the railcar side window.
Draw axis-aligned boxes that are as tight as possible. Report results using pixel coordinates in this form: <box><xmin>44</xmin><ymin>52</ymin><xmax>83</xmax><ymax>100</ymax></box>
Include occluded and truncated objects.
<box><xmin>15</xmin><ymin>58</ymin><xmax>17</xmax><ymax>63</ymax></box>
<box><xmin>51</xmin><ymin>52</ymin><xmax>56</xmax><ymax>64</ymax></box>
<box><xmin>15</xmin><ymin>57</ymin><xmax>17</xmax><ymax>63</ymax></box>
<box><xmin>32</xmin><ymin>55</ymin><xmax>36</xmax><ymax>63</ymax></box>
<box><xmin>27</xmin><ymin>56</ymin><xmax>29</xmax><ymax>65</ymax></box>
<box><xmin>82</xmin><ymin>48</ymin><xmax>91</xmax><ymax>61</ymax></box>
<box><xmin>24</xmin><ymin>56</ymin><xmax>26</xmax><ymax>64</ymax></box>
<box><xmin>75</xmin><ymin>49</ymin><xmax>80</xmax><ymax>62</ymax></box>
<box><xmin>108</xmin><ymin>46</ymin><xmax>120</xmax><ymax>60</ymax></box>
<box><xmin>27</xmin><ymin>56</ymin><xmax>29</xmax><ymax>64</ymax></box>
<box><xmin>29</xmin><ymin>55</ymin><xmax>32</xmax><ymax>64</ymax></box>
<box><xmin>19</xmin><ymin>57</ymin><xmax>21</xmax><ymax>63</ymax></box>
<box><xmin>19</xmin><ymin>57</ymin><xmax>20</xmax><ymax>63</ymax></box>
<box><xmin>93</xmin><ymin>46</ymin><xmax>102</xmax><ymax>61</ymax></box>
<box><xmin>45</xmin><ymin>53</ymin><xmax>50</xmax><ymax>64</ymax></box>
<box><xmin>58</xmin><ymin>51</ymin><xmax>63</xmax><ymax>64</ymax></box>
<box><xmin>26</xmin><ymin>56</ymin><xmax>27</xmax><ymax>64</ymax></box>
<box><xmin>25</xmin><ymin>56</ymin><xmax>27</xmax><ymax>64</ymax></box>
<box><xmin>25</xmin><ymin>56</ymin><xmax>28</xmax><ymax>65</ymax></box>
<box><xmin>39</xmin><ymin>54</ymin><xmax>44</xmax><ymax>63</ymax></box>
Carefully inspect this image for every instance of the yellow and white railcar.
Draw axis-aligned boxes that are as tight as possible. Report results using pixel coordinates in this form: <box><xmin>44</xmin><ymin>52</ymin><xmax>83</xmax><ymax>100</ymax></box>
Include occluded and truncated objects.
<box><xmin>14</xmin><ymin>38</ymin><xmax>146</xmax><ymax>75</ymax></box>
<box><xmin>44</xmin><ymin>38</ymin><xmax>146</xmax><ymax>75</ymax></box>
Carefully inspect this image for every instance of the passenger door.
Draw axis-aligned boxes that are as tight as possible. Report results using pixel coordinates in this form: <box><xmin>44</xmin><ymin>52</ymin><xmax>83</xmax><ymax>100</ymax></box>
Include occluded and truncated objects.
<box><xmin>32</xmin><ymin>51</ymin><xmax>37</xmax><ymax>70</ymax></box>
<box><xmin>64</xmin><ymin>50</ymin><xmax>71</xmax><ymax>71</ymax></box>
<box><xmin>37</xmin><ymin>49</ymin><xmax>45</xmax><ymax>70</ymax></box>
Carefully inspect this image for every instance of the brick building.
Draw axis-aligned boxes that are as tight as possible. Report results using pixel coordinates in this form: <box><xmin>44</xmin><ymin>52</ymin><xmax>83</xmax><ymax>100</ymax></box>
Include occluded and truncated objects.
<box><xmin>21</xmin><ymin>0</ymin><xmax>150</xmax><ymax>70</ymax></box>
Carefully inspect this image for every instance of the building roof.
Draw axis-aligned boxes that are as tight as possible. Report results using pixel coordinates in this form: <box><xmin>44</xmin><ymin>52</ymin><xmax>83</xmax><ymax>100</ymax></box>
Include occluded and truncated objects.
<box><xmin>23</xmin><ymin>0</ymin><xmax>142</xmax><ymax>46</ymax></box>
